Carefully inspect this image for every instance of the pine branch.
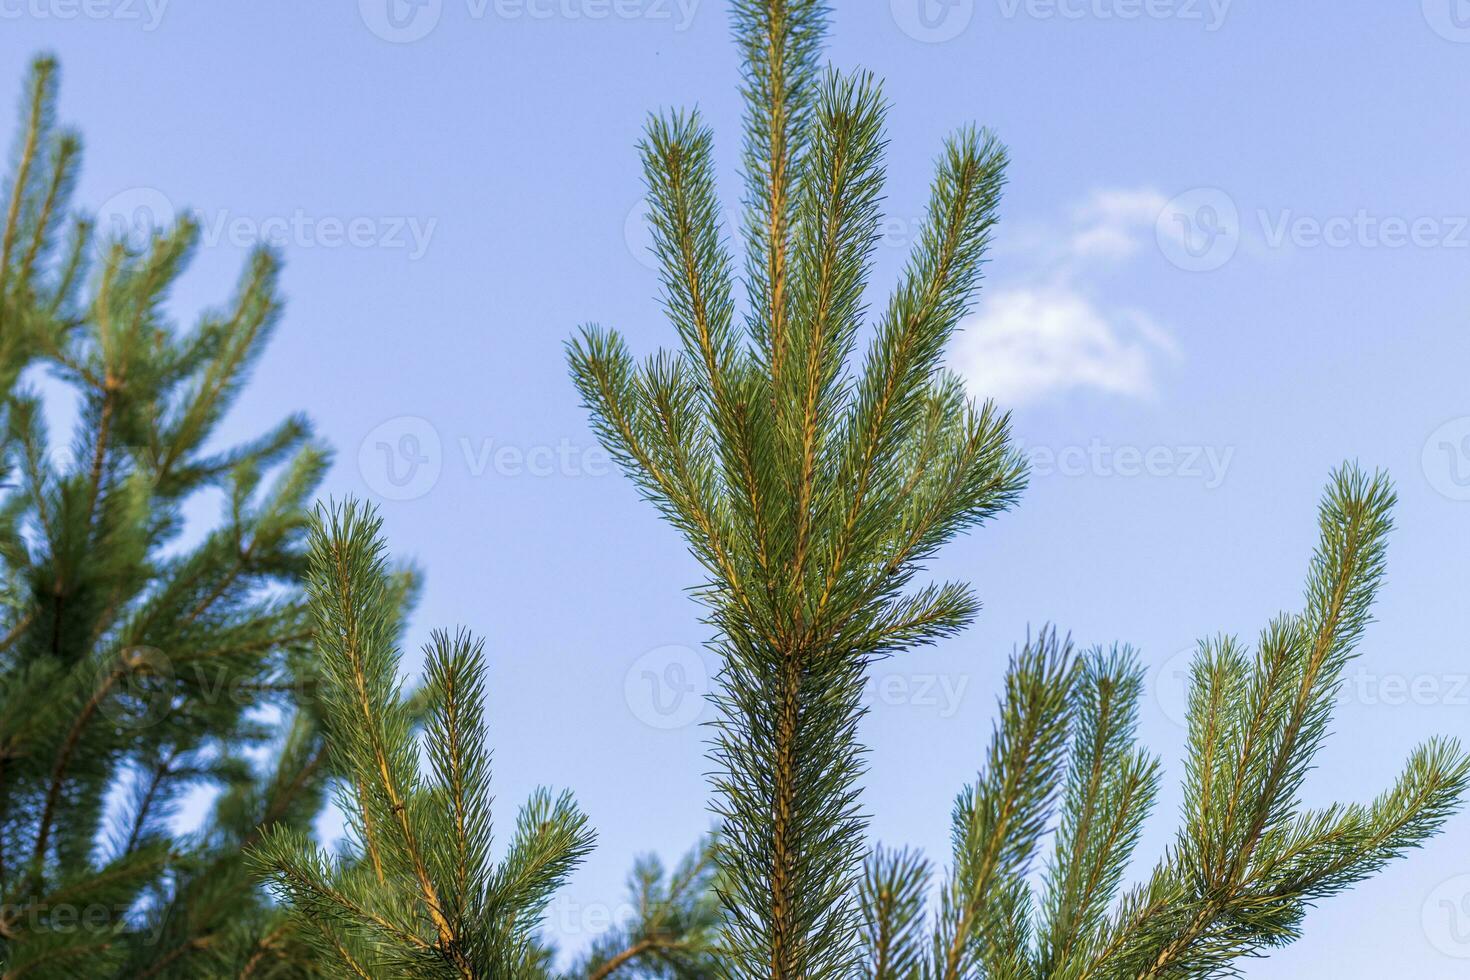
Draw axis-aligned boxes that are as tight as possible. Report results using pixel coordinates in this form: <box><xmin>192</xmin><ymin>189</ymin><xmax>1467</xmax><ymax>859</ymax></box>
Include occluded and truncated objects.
<box><xmin>933</xmin><ymin>631</ymin><xmax>1075</xmax><ymax>980</ymax></box>
<box><xmin>1084</xmin><ymin>470</ymin><xmax>1464</xmax><ymax>979</ymax></box>
<box><xmin>734</xmin><ymin>0</ymin><xmax>825</xmax><ymax>378</ymax></box>
<box><xmin>250</xmin><ymin>501</ymin><xmax>594</xmax><ymax>979</ymax></box>
<box><xmin>570</xmin><ymin>5</ymin><xmax>1024</xmax><ymax>975</ymax></box>
<box><xmin>859</xmin><ymin>846</ymin><xmax>929</xmax><ymax>980</ymax></box>
<box><xmin>0</xmin><ymin>57</ymin><xmax>54</xmax><ymax>298</ymax></box>
<box><xmin>850</xmin><ymin>470</ymin><xmax>1464</xmax><ymax>980</ymax></box>
<box><xmin>568</xmin><ymin>835</ymin><xmax>723</xmax><ymax>979</ymax></box>
<box><xmin>0</xmin><ymin>56</ymin><xmax>329</xmax><ymax>976</ymax></box>
<box><xmin>1036</xmin><ymin>650</ymin><xmax>1159</xmax><ymax>977</ymax></box>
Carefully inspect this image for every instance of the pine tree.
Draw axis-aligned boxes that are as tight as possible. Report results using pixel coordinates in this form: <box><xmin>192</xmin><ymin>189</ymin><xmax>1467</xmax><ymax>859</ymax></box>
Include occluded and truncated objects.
<box><xmin>123</xmin><ymin>711</ymin><xmax>334</xmax><ymax>978</ymax></box>
<box><xmin>858</xmin><ymin>469</ymin><xmax>1469</xmax><ymax>979</ymax></box>
<box><xmin>0</xmin><ymin>56</ymin><xmax>336</xmax><ymax>977</ymax></box>
<box><xmin>567</xmin><ymin>835</ymin><xmax>723</xmax><ymax>979</ymax></box>
<box><xmin>248</xmin><ymin>502</ymin><xmax>597</xmax><ymax>978</ymax></box>
<box><xmin>568</xmin><ymin>1</ymin><xmax>1025</xmax><ymax>974</ymax></box>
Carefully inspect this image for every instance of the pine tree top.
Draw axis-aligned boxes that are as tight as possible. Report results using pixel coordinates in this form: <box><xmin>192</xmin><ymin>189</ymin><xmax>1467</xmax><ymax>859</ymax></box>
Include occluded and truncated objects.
<box><xmin>567</xmin><ymin>2</ymin><xmax>1030</xmax><ymax>973</ymax></box>
<box><xmin>0</xmin><ymin>55</ymin><xmax>335</xmax><ymax>978</ymax></box>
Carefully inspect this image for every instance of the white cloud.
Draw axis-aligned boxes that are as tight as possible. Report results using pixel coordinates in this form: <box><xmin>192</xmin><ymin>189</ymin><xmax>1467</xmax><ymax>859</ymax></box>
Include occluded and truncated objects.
<box><xmin>1068</xmin><ymin>188</ymin><xmax>1170</xmax><ymax>261</ymax></box>
<box><xmin>950</xmin><ymin>187</ymin><xmax>1178</xmax><ymax>405</ymax></box>
<box><xmin>953</xmin><ymin>288</ymin><xmax>1176</xmax><ymax>405</ymax></box>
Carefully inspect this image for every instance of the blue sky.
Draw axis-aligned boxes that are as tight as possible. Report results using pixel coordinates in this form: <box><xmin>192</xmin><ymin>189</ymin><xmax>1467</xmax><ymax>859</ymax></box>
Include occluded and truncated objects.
<box><xmin>5</xmin><ymin>1</ymin><xmax>1470</xmax><ymax>973</ymax></box>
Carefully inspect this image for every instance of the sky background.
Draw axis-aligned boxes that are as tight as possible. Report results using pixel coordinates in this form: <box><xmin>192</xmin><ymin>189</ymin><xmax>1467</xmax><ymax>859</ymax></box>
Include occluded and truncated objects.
<box><xmin>5</xmin><ymin>0</ymin><xmax>1470</xmax><ymax>974</ymax></box>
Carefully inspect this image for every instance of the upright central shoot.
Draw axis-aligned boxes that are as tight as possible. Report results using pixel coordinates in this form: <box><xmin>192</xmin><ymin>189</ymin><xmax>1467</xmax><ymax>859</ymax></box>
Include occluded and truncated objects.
<box><xmin>568</xmin><ymin>2</ymin><xmax>1027</xmax><ymax>974</ymax></box>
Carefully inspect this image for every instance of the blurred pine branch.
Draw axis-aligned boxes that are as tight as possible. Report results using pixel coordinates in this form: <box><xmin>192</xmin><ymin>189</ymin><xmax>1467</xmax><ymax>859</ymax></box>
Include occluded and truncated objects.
<box><xmin>857</xmin><ymin>470</ymin><xmax>1468</xmax><ymax>979</ymax></box>
<box><xmin>0</xmin><ymin>54</ymin><xmax>340</xmax><ymax>978</ymax></box>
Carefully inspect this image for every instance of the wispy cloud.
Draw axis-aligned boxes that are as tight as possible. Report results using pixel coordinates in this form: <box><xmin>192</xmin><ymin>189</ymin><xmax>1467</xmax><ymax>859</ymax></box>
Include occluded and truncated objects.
<box><xmin>952</xmin><ymin>187</ymin><xmax>1178</xmax><ymax>406</ymax></box>
<box><xmin>1069</xmin><ymin>188</ymin><xmax>1171</xmax><ymax>261</ymax></box>
<box><xmin>954</xmin><ymin>289</ymin><xmax>1176</xmax><ymax>405</ymax></box>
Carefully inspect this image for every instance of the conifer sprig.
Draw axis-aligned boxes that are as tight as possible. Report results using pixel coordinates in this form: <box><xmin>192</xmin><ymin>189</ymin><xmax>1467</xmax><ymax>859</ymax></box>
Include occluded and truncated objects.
<box><xmin>859</xmin><ymin>846</ymin><xmax>929</xmax><ymax>980</ymax></box>
<box><xmin>1036</xmin><ymin>650</ymin><xmax>1160</xmax><ymax>977</ymax></box>
<box><xmin>857</xmin><ymin>468</ymin><xmax>1469</xmax><ymax>979</ymax></box>
<box><xmin>569</xmin><ymin>835</ymin><xmax>723</xmax><ymax>979</ymax></box>
<box><xmin>1102</xmin><ymin>467</ymin><xmax>1469</xmax><ymax>977</ymax></box>
<box><xmin>932</xmin><ymin>630</ymin><xmax>1078</xmax><ymax>980</ymax></box>
<box><xmin>568</xmin><ymin>3</ymin><xmax>1025</xmax><ymax>975</ymax></box>
<box><xmin>0</xmin><ymin>56</ymin><xmax>332</xmax><ymax>977</ymax></box>
<box><xmin>120</xmin><ymin>710</ymin><xmax>334</xmax><ymax>978</ymax></box>
<box><xmin>249</xmin><ymin>502</ymin><xmax>595</xmax><ymax>979</ymax></box>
